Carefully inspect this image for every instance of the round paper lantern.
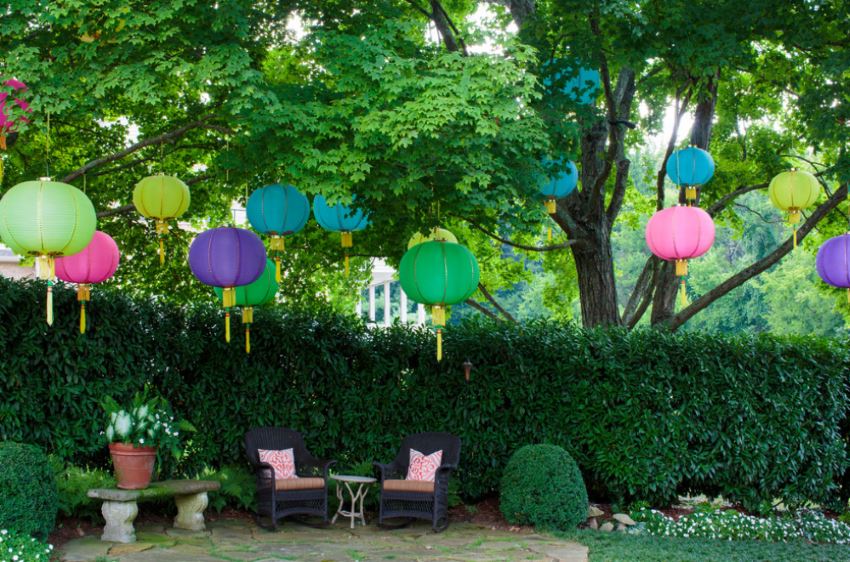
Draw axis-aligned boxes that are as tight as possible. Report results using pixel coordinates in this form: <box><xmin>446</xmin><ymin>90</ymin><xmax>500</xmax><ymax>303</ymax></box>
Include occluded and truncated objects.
<box><xmin>0</xmin><ymin>178</ymin><xmax>97</xmax><ymax>325</ymax></box>
<box><xmin>816</xmin><ymin>234</ymin><xmax>850</xmax><ymax>302</ymax></box>
<box><xmin>645</xmin><ymin>206</ymin><xmax>715</xmax><ymax>305</ymax></box>
<box><xmin>215</xmin><ymin>259</ymin><xmax>278</xmax><ymax>353</ymax></box>
<box><xmin>313</xmin><ymin>195</ymin><xmax>370</xmax><ymax>276</ymax></box>
<box><xmin>0</xmin><ymin>79</ymin><xmax>31</xmax><ymax>151</ymax></box>
<box><xmin>666</xmin><ymin>147</ymin><xmax>715</xmax><ymax>202</ymax></box>
<box><xmin>246</xmin><ymin>183</ymin><xmax>310</xmax><ymax>282</ymax></box>
<box><xmin>188</xmin><ymin>227</ymin><xmax>266</xmax><ymax>343</ymax></box>
<box><xmin>539</xmin><ymin>158</ymin><xmax>579</xmax><ymax>212</ymax></box>
<box><xmin>768</xmin><ymin>169</ymin><xmax>820</xmax><ymax>247</ymax></box>
<box><xmin>399</xmin><ymin>240</ymin><xmax>480</xmax><ymax>361</ymax></box>
<box><xmin>407</xmin><ymin>227</ymin><xmax>458</xmax><ymax>249</ymax></box>
<box><xmin>55</xmin><ymin>231</ymin><xmax>120</xmax><ymax>334</ymax></box>
<box><xmin>542</xmin><ymin>60</ymin><xmax>600</xmax><ymax>105</ymax></box>
<box><xmin>133</xmin><ymin>174</ymin><xmax>190</xmax><ymax>265</ymax></box>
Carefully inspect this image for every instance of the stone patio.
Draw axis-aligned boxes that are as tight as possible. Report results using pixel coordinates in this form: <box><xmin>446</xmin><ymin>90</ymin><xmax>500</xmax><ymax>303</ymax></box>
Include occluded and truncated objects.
<box><xmin>59</xmin><ymin>518</ymin><xmax>588</xmax><ymax>562</ymax></box>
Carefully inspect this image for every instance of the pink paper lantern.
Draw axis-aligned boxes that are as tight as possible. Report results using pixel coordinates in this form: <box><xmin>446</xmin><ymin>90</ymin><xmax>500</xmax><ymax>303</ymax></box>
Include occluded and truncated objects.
<box><xmin>0</xmin><ymin>79</ymin><xmax>31</xmax><ymax>149</ymax></box>
<box><xmin>55</xmin><ymin>231</ymin><xmax>120</xmax><ymax>334</ymax></box>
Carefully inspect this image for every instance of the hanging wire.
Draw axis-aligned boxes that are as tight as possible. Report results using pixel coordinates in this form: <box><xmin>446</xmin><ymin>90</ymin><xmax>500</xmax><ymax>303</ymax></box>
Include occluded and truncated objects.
<box><xmin>45</xmin><ymin>112</ymin><xmax>51</xmax><ymax>178</ymax></box>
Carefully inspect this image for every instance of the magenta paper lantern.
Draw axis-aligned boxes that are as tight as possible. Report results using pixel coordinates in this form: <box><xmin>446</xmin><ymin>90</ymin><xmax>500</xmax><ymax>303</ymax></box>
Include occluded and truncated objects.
<box><xmin>188</xmin><ymin>227</ymin><xmax>266</xmax><ymax>343</ymax></box>
<box><xmin>0</xmin><ymin>79</ymin><xmax>31</xmax><ymax>150</ymax></box>
<box><xmin>55</xmin><ymin>231</ymin><xmax>120</xmax><ymax>334</ymax></box>
<box><xmin>645</xmin><ymin>206</ymin><xmax>715</xmax><ymax>305</ymax></box>
<box><xmin>816</xmin><ymin>234</ymin><xmax>850</xmax><ymax>301</ymax></box>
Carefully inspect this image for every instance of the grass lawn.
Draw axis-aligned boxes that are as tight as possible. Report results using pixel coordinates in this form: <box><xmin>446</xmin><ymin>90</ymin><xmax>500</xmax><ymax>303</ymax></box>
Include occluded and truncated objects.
<box><xmin>559</xmin><ymin>529</ymin><xmax>850</xmax><ymax>561</ymax></box>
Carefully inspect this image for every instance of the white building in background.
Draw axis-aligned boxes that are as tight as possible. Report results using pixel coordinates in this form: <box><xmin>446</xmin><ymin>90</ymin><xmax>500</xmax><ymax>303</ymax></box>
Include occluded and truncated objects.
<box><xmin>358</xmin><ymin>258</ymin><xmax>426</xmax><ymax>328</ymax></box>
<box><xmin>0</xmin><ymin>246</ymin><xmax>35</xmax><ymax>280</ymax></box>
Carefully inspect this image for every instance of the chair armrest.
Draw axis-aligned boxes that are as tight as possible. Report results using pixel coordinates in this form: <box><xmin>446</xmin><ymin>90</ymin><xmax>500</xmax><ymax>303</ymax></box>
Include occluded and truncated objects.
<box><xmin>437</xmin><ymin>463</ymin><xmax>458</xmax><ymax>473</ymax></box>
<box><xmin>254</xmin><ymin>462</ymin><xmax>276</xmax><ymax>488</ymax></box>
<box><xmin>320</xmin><ymin>459</ymin><xmax>336</xmax><ymax>479</ymax></box>
<box><xmin>374</xmin><ymin>462</ymin><xmax>407</xmax><ymax>481</ymax></box>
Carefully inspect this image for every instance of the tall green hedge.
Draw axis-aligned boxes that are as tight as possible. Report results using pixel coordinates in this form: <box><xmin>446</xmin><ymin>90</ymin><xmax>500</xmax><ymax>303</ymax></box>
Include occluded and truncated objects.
<box><xmin>0</xmin><ymin>278</ymin><xmax>847</xmax><ymax>509</ymax></box>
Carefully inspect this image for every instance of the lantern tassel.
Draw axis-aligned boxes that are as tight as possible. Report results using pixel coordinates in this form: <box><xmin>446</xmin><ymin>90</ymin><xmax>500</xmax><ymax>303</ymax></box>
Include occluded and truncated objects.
<box><xmin>847</xmin><ymin>288</ymin><xmax>850</xmax><ymax>306</ymax></box>
<box><xmin>80</xmin><ymin>302</ymin><xmax>86</xmax><ymax>334</ymax></box>
<box><xmin>341</xmin><ymin>231</ymin><xmax>353</xmax><ymax>248</ymax></box>
<box><xmin>245</xmin><ymin>327</ymin><xmax>251</xmax><ymax>354</ymax></box>
<box><xmin>46</xmin><ymin>282</ymin><xmax>54</xmax><ymax>326</ymax></box>
<box><xmin>679</xmin><ymin>278</ymin><xmax>688</xmax><ymax>307</ymax></box>
<box><xmin>225</xmin><ymin>311</ymin><xmax>231</xmax><ymax>343</ymax></box>
<box><xmin>793</xmin><ymin>228</ymin><xmax>797</xmax><ymax>249</ymax></box>
<box><xmin>547</xmin><ymin>227</ymin><xmax>552</xmax><ymax>242</ymax></box>
<box><xmin>344</xmin><ymin>254</ymin><xmax>350</xmax><ymax>277</ymax></box>
<box><xmin>436</xmin><ymin>328</ymin><xmax>442</xmax><ymax>362</ymax></box>
<box><xmin>275</xmin><ymin>257</ymin><xmax>282</xmax><ymax>283</ymax></box>
<box><xmin>0</xmin><ymin>135</ymin><xmax>6</xmax><ymax>150</ymax></box>
<box><xmin>159</xmin><ymin>238</ymin><xmax>165</xmax><ymax>266</ymax></box>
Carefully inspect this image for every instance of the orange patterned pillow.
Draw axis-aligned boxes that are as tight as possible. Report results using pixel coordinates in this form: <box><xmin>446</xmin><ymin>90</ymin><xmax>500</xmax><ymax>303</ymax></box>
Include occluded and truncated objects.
<box><xmin>406</xmin><ymin>448</ymin><xmax>443</xmax><ymax>482</ymax></box>
<box><xmin>258</xmin><ymin>448</ymin><xmax>297</xmax><ymax>479</ymax></box>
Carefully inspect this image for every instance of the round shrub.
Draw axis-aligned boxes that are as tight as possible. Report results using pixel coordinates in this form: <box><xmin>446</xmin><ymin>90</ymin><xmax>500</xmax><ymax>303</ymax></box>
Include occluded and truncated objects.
<box><xmin>0</xmin><ymin>442</ymin><xmax>58</xmax><ymax>539</ymax></box>
<box><xmin>500</xmin><ymin>444</ymin><xmax>588</xmax><ymax>530</ymax></box>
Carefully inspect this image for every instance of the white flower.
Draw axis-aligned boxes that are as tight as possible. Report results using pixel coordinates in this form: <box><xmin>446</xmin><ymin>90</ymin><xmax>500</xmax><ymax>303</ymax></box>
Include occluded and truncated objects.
<box><xmin>105</xmin><ymin>425</ymin><xmax>115</xmax><ymax>441</ymax></box>
<box><xmin>138</xmin><ymin>405</ymin><xmax>149</xmax><ymax>419</ymax></box>
<box><xmin>139</xmin><ymin>438</ymin><xmax>145</xmax><ymax>445</ymax></box>
<box><xmin>115</xmin><ymin>412</ymin><xmax>132</xmax><ymax>438</ymax></box>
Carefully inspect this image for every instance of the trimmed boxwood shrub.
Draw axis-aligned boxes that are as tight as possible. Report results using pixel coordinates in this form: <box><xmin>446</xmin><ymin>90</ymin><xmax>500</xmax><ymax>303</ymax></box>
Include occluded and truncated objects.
<box><xmin>0</xmin><ymin>442</ymin><xmax>58</xmax><ymax>539</ymax></box>
<box><xmin>0</xmin><ymin>277</ymin><xmax>847</xmax><ymax>509</ymax></box>
<box><xmin>500</xmin><ymin>444</ymin><xmax>588</xmax><ymax>530</ymax></box>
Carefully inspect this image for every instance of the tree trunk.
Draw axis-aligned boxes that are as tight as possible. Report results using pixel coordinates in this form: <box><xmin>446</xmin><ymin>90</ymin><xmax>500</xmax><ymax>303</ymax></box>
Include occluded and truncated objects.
<box><xmin>650</xmin><ymin>73</ymin><xmax>719</xmax><ymax>326</ymax></box>
<box><xmin>572</xmin><ymin>227</ymin><xmax>621</xmax><ymax>326</ymax></box>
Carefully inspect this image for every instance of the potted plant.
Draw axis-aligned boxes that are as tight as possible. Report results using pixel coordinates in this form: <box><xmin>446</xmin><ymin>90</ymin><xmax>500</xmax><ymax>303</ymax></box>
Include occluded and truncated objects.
<box><xmin>102</xmin><ymin>391</ymin><xmax>195</xmax><ymax>490</ymax></box>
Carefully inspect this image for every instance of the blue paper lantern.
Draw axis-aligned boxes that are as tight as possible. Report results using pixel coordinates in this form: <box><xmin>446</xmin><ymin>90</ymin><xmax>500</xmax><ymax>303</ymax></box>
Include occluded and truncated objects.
<box><xmin>666</xmin><ymin>147</ymin><xmax>715</xmax><ymax>201</ymax></box>
<box><xmin>542</xmin><ymin>60</ymin><xmax>600</xmax><ymax>106</ymax></box>
<box><xmin>246</xmin><ymin>183</ymin><xmax>310</xmax><ymax>282</ymax></box>
<box><xmin>313</xmin><ymin>194</ymin><xmax>370</xmax><ymax>276</ymax></box>
<box><xmin>540</xmin><ymin>158</ymin><xmax>579</xmax><ymax>207</ymax></box>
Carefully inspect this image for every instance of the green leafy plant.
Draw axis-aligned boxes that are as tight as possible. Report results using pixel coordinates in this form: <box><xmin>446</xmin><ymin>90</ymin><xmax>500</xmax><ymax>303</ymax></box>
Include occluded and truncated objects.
<box><xmin>0</xmin><ymin>528</ymin><xmax>53</xmax><ymax>561</ymax></box>
<box><xmin>0</xmin><ymin>442</ymin><xmax>58</xmax><ymax>540</ymax></box>
<box><xmin>102</xmin><ymin>390</ymin><xmax>195</xmax><ymax>458</ymax></box>
<box><xmin>50</xmin><ymin>457</ymin><xmax>115</xmax><ymax>521</ymax></box>
<box><xmin>500</xmin><ymin>444</ymin><xmax>588</xmax><ymax>531</ymax></box>
<box><xmin>196</xmin><ymin>465</ymin><xmax>256</xmax><ymax>512</ymax></box>
<box><xmin>633</xmin><ymin>507</ymin><xmax>850</xmax><ymax>545</ymax></box>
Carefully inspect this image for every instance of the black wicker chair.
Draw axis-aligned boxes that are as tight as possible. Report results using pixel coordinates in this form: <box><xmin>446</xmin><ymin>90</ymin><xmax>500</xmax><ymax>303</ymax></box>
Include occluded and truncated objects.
<box><xmin>244</xmin><ymin>427</ymin><xmax>335</xmax><ymax>529</ymax></box>
<box><xmin>374</xmin><ymin>432</ymin><xmax>461</xmax><ymax>532</ymax></box>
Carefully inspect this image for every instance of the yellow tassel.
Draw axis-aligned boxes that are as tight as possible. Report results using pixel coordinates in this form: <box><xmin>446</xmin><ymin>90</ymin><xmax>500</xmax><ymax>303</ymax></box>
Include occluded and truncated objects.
<box><xmin>222</xmin><ymin>287</ymin><xmax>235</xmax><ymax>308</ymax></box>
<box><xmin>245</xmin><ymin>327</ymin><xmax>251</xmax><ymax>354</ymax></box>
<box><xmin>46</xmin><ymin>283</ymin><xmax>54</xmax><ymax>326</ymax></box>
<box><xmin>437</xmin><ymin>329</ymin><xmax>442</xmax><ymax>362</ymax></box>
<box><xmin>793</xmin><ymin>228</ymin><xmax>797</xmax><ymax>249</ymax></box>
<box><xmin>0</xmin><ymin>135</ymin><xmax>6</xmax><ymax>150</ymax></box>
<box><xmin>242</xmin><ymin>306</ymin><xmax>253</xmax><ymax>324</ymax></box>
<box><xmin>0</xmin><ymin>157</ymin><xmax>4</xmax><ymax>184</ymax></box>
<box><xmin>275</xmin><ymin>258</ymin><xmax>282</xmax><ymax>283</ymax></box>
<box><xmin>159</xmin><ymin>238</ymin><xmax>165</xmax><ymax>266</ymax></box>
<box><xmin>432</xmin><ymin>304</ymin><xmax>446</xmax><ymax>327</ymax></box>
<box><xmin>685</xmin><ymin>186</ymin><xmax>697</xmax><ymax>201</ymax></box>
<box><xmin>788</xmin><ymin>209</ymin><xmax>801</xmax><ymax>225</ymax></box>
<box><xmin>48</xmin><ymin>256</ymin><xmax>55</xmax><ymax>279</ymax></box>
<box><xmin>80</xmin><ymin>302</ymin><xmax>86</xmax><ymax>334</ymax></box>
<box><xmin>225</xmin><ymin>311</ymin><xmax>231</xmax><ymax>343</ymax></box>
<box><xmin>270</xmin><ymin>235</ymin><xmax>285</xmax><ymax>252</ymax></box>
<box><xmin>679</xmin><ymin>278</ymin><xmax>688</xmax><ymax>307</ymax></box>
<box><xmin>675</xmin><ymin>259</ymin><xmax>688</xmax><ymax>277</ymax></box>
<box><xmin>544</xmin><ymin>199</ymin><xmax>556</xmax><ymax>214</ymax></box>
<box><xmin>547</xmin><ymin>227</ymin><xmax>552</xmax><ymax>242</ymax></box>
<box><xmin>341</xmin><ymin>231</ymin><xmax>353</xmax><ymax>248</ymax></box>
<box><xmin>155</xmin><ymin>220</ymin><xmax>170</xmax><ymax>235</ymax></box>
<box><xmin>344</xmin><ymin>254</ymin><xmax>350</xmax><ymax>277</ymax></box>
<box><xmin>847</xmin><ymin>288</ymin><xmax>850</xmax><ymax>305</ymax></box>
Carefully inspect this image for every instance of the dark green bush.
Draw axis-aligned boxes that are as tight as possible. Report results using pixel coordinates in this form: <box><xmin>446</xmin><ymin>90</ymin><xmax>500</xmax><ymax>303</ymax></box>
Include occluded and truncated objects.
<box><xmin>0</xmin><ymin>442</ymin><xmax>58</xmax><ymax>539</ymax></box>
<box><xmin>500</xmin><ymin>444</ymin><xmax>588</xmax><ymax>530</ymax></box>
<box><xmin>0</xmin><ymin>277</ymin><xmax>847</xmax><ymax>509</ymax></box>
<box><xmin>51</xmin><ymin>458</ymin><xmax>115</xmax><ymax>522</ymax></box>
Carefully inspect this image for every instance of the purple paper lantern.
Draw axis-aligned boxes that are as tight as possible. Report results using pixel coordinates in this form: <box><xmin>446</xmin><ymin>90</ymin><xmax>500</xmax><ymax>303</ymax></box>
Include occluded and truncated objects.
<box><xmin>816</xmin><ymin>234</ymin><xmax>850</xmax><ymax>297</ymax></box>
<box><xmin>189</xmin><ymin>227</ymin><xmax>266</xmax><ymax>342</ymax></box>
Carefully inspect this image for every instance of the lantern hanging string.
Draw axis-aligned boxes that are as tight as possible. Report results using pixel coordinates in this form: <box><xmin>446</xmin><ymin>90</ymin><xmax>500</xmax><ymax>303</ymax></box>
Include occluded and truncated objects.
<box><xmin>45</xmin><ymin>112</ymin><xmax>50</xmax><ymax>178</ymax></box>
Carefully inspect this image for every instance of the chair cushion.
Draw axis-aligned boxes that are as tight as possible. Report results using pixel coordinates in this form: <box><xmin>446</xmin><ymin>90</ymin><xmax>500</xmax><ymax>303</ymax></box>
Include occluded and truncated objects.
<box><xmin>406</xmin><ymin>448</ymin><xmax>443</xmax><ymax>481</ymax></box>
<box><xmin>275</xmin><ymin>477</ymin><xmax>325</xmax><ymax>491</ymax></box>
<box><xmin>259</xmin><ymin>448</ymin><xmax>297</xmax><ymax>480</ymax></box>
<box><xmin>383</xmin><ymin>479</ymin><xmax>435</xmax><ymax>493</ymax></box>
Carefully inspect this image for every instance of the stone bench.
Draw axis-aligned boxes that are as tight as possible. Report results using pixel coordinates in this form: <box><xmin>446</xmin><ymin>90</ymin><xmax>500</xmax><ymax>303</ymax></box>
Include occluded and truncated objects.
<box><xmin>87</xmin><ymin>479</ymin><xmax>220</xmax><ymax>543</ymax></box>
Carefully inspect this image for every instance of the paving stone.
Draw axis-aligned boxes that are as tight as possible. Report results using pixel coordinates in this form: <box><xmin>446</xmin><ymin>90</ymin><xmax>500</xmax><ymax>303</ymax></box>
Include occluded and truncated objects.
<box><xmin>59</xmin><ymin>537</ymin><xmax>112</xmax><ymax>561</ymax></box>
<box><xmin>108</xmin><ymin>542</ymin><xmax>154</xmax><ymax>555</ymax></box>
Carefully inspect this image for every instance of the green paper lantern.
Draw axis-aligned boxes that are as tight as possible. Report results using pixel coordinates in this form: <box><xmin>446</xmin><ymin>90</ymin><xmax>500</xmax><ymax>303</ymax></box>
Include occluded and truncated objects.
<box><xmin>768</xmin><ymin>169</ymin><xmax>820</xmax><ymax>248</ymax></box>
<box><xmin>133</xmin><ymin>174</ymin><xmax>190</xmax><ymax>264</ymax></box>
<box><xmin>0</xmin><ymin>178</ymin><xmax>97</xmax><ymax>325</ymax></box>
<box><xmin>399</xmin><ymin>240</ymin><xmax>480</xmax><ymax>361</ymax></box>
<box><xmin>407</xmin><ymin>227</ymin><xmax>458</xmax><ymax>249</ymax></box>
<box><xmin>214</xmin><ymin>259</ymin><xmax>278</xmax><ymax>353</ymax></box>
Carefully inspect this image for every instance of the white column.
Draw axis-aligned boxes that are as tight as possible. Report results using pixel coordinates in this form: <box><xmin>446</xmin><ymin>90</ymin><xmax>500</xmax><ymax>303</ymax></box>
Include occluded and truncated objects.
<box><xmin>355</xmin><ymin>296</ymin><xmax>362</xmax><ymax>318</ymax></box>
<box><xmin>400</xmin><ymin>290</ymin><xmax>408</xmax><ymax>324</ymax></box>
<box><xmin>383</xmin><ymin>281</ymin><xmax>391</xmax><ymax>326</ymax></box>
<box><xmin>368</xmin><ymin>285</ymin><xmax>376</xmax><ymax>323</ymax></box>
<box><xmin>417</xmin><ymin>303</ymin><xmax>426</xmax><ymax>325</ymax></box>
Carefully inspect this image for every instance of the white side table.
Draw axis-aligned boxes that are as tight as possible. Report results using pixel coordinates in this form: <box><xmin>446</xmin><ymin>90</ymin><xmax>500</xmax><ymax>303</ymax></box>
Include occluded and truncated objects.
<box><xmin>331</xmin><ymin>474</ymin><xmax>377</xmax><ymax>528</ymax></box>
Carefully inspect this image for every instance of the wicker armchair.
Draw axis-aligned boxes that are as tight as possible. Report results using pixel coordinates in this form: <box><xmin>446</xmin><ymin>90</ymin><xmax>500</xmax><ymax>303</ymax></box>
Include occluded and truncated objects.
<box><xmin>244</xmin><ymin>427</ymin><xmax>335</xmax><ymax>529</ymax></box>
<box><xmin>374</xmin><ymin>432</ymin><xmax>461</xmax><ymax>532</ymax></box>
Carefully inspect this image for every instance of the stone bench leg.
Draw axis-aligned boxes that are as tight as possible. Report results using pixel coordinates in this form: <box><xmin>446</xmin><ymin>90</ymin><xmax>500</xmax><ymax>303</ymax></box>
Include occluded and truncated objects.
<box><xmin>101</xmin><ymin>500</ymin><xmax>138</xmax><ymax>543</ymax></box>
<box><xmin>174</xmin><ymin>491</ymin><xmax>209</xmax><ymax>531</ymax></box>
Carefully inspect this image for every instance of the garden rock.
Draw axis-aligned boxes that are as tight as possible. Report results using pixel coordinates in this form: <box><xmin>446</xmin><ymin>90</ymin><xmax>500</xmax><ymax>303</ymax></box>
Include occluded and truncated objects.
<box><xmin>599</xmin><ymin>522</ymin><xmax>614</xmax><ymax>532</ymax></box>
<box><xmin>588</xmin><ymin>505</ymin><xmax>604</xmax><ymax>518</ymax></box>
<box><xmin>588</xmin><ymin>518</ymin><xmax>598</xmax><ymax>530</ymax></box>
<box><xmin>616</xmin><ymin>523</ymin><xmax>628</xmax><ymax>532</ymax></box>
<box><xmin>613</xmin><ymin>513</ymin><xmax>636</xmax><ymax>526</ymax></box>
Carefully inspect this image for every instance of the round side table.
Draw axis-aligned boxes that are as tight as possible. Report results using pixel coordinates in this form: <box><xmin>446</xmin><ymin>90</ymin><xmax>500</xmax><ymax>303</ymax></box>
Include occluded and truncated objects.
<box><xmin>330</xmin><ymin>474</ymin><xmax>377</xmax><ymax>528</ymax></box>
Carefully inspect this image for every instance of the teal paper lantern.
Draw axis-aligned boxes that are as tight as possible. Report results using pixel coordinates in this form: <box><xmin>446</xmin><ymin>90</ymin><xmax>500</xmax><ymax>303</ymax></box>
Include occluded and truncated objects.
<box><xmin>246</xmin><ymin>183</ymin><xmax>310</xmax><ymax>282</ymax></box>
<box><xmin>666</xmin><ymin>147</ymin><xmax>715</xmax><ymax>201</ymax></box>
<box><xmin>313</xmin><ymin>194</ymin><xmax>370</xmax><ymax>276</ymax></box>
<box><xmin>542</xmin><ymin>60</ymin><xmax>600</xmax><ymax>105</ymax></box>
<box><xmin>540</xmin><ymin>158</ymin><xmax>579</xmax><ymax>207</ymax></box>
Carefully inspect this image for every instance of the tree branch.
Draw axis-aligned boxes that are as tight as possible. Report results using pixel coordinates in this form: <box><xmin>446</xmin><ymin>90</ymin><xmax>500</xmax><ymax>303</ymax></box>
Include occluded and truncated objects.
<box><xmin>465</xmin><ymin>298</ymin><xmax>500</xmax><ymax>320</ymax></box>
<box><xmin>621</xmin><ymin>256</ymin><xmax>659</xmax><ymax>326</ymax></box>
<box><xmin>61</xmin><ymin>116</ymin><xmax>227</xmax><ymax>183</ymax></box>
<box><xmin>669</xmin><ymin>183</ymin><xmax>848</xmax><ymax>331</ymax></box>
<box><xmin>477</xmin><ymin>282</ymin><xmax>516</xmax><ymax>322</ymax></box>
<box><xmin>656</xmin><ymin>85</ymin><xmax>692</xmax><ymax>211</ymax></box>
<box><xmin>463</xmin><ymin>217</ymin><xmax>578</xmax><ymax>252</ymax></box>
<box><xmin>706</xmin><ymin>182</ymin><xmax>769</xmax><ymax>216</ymax></box>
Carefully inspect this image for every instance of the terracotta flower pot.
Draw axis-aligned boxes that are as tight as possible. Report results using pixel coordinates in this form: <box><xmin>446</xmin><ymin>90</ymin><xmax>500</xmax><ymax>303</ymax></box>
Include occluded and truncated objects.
<box><xmin>109</xmin><ymin>442</ymin><xmax>156</xmax><ymax>489</ymax></box>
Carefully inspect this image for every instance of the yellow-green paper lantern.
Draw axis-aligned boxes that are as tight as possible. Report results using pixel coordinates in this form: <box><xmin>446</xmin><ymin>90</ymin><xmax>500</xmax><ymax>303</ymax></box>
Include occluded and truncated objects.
<box><xmin>133</xmin><ymin>174</ymin><xmax>190</xmax><ymax>264</ymax></box>
<box><xmin>0</xmin><ymin>178</ymin><xmax>97</xmax><ymax>325</ymax></box>
<box><xmin>768</xmin><ymin>169</ymin><xmax>820</xmax><ymax>247</ymax></box>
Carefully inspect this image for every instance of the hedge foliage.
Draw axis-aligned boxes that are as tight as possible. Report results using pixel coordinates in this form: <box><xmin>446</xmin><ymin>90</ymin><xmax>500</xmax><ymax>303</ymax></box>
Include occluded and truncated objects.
<box><xmin>0</xmin><ymin>442</ymin><xmax>58</xmax><ymax>539</ymax></box>
<box><xmin>0</xmin><ymin>278</ymin><xmax>847</xmax><ymax>509</ymax></box>
<box><xmin>500</xmin><ymin>444</ymin><xmax>588</xmax><ymax>530</ymax></box>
